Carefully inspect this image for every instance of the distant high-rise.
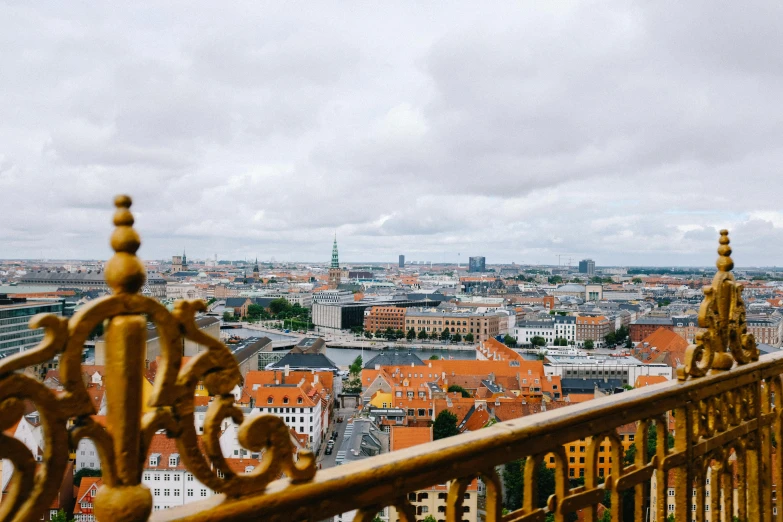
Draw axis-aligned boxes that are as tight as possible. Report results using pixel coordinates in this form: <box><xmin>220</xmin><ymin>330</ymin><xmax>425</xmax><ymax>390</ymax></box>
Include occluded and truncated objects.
<box><xmin>399</xmin><ymin>255</ymin><xmax>405</xmax><ymax>268</ymax></box>
<box><xmin>468</xmin><ymin>256</ymin><xmax>486</xmax><ymax>273</ymax></box>
<box><xmin>578</xmin><ymin>259</ymin><xmax>596</xmax><ymax>276</ymax></box>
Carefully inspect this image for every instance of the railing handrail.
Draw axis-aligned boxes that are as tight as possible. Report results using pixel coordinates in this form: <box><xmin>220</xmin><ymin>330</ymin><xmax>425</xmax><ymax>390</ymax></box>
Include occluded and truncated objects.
<box><xmin>153</xmin><ymin>350</ymin><xmax>783</xmax><ymax>521</ymax></box>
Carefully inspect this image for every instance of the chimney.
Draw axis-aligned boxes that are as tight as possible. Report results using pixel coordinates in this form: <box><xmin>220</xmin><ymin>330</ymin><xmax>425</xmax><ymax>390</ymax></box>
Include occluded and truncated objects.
<box><xmin>375</xmin><ymin>364</ymin><xmax>381</xmax><ymax>370</ymax></box>
<box><xmin>313</xmin><ymin>374</ymin><xmax>319</xmax><ymax>384</ymax></box>
<box><xmin>284</xmin><ymin>365</ymin><xmax>290</xmax><ymax>378</ymax></box>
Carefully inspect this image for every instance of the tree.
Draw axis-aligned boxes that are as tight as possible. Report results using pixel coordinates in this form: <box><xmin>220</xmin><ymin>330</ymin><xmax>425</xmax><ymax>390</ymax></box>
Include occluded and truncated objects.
<box><xmin>448</xmin><ymin>384</ymin><xmax>470</xmax><ymax>398</ymax></box>
<box><xmin>74</xmin><ymin>467</ymin><xmax>101</xmax><ymax>486</ymax></box>
<box><xmin>433</xmin><ymin>410</ymin><xmax>459</xmax><ymax>440</ymax></box>
<box><xmin>440</xmin><ymin>328</ymin><xmax>451</xmax><ymax>342</ymax></box>
<box><xmin>418</xmin><ymin>329</ymin><xmax>429</xmax><ymax>340</ymax></box>
<box><xmin>452</xmin><ymin>332</ymin><xmax>462</xmax><ymax>343</ymax></box>
<box><xmin>632</xmin><ymin>277</ymin><xmax>643</xmax><ymax>284</ymax></box>
<box><xmin>584</xmin><ymin>339</ymin><xmax>595</xmax><ymax>350</ymax></box>
<box><xmin>51</xmin><ymin>510</ymin><xmax>74</xmax><ymax>522</ymax></box>
<box><xmin>384</xmin><ymin>327</ymin><xmax>395</xmax><ymax>340</ymax></box>
<box><xmin>406</xmin><ymin>328</ymin><xmax>416</xmax><ymax>341</ymax></box>
<box><xmin>548</xmin><ymin>275</ymin><xmax>563</xmax><ymax>285</ymax></box>
<box><xmin>246</xmin><ymin>304</ymin><xmax>265</xmax><ymax>321</ymax></box>
<box><xmin>222</xmin><ymin>311</ymin><xmax>234</xmax><ymax>322</ymax></box>
<box><xmin>430</xmin><ymin>331</ymin><xmax>440</xmax><ymax>340</ymax></box>
<box><xmin>502</xmin><ymin>460</ymin><xmax>523</xmax><ymax>511</ymax></box>
<box><xmin>269</xmin><ymin>297</ymin><xmax>291</xmax><ymax>316</ymax></box>
<box><xmin>504</xmin><ymin>334</ymin><xmax>518</xmax><ymax>347</ymax></box>
<box><xmin>464</xmin><ymin>333</ymin><xmax>474</xmax><ymax>343</ymax></box>
<box><xmin>422</xmin><ymin>516</ymin><xmax>437</xmax><ymax>522</ymax></box>
<box><xmin>394</xmin><ymin>329</ymin><xmax>405</xmax><ymax>340</ymax></box>
<box><xmin>429</xmin><ymin>354</ymin><xmax>440</xmax><ymax>360</ymax></box>
<box><xmin>349</xmin><ymin>355</ymin><xmax>363</xmax><ymax>377</ymax></box>
<box><xmin>554</xmin><ymin>337</ymin><xmax>567</xmax><ymax>346</ymax></box>
<box><xmin>530</xmin><ymin>336</ymin><xmax>546</xmax><ymax>347</ymax></box>
<box><xmin>604</xmin><ymin>332</ymin><xmax>617</xmax><ymax>346</ymax></box>
<box><xmin>364</xmin><ymin>330</ymin><xmax>374</xmax><ymax>339</ymax></box>
<box><xmin>375</xmin><ymin>329</ymin><xmax>383</xmax><ymax>339</ymax></box>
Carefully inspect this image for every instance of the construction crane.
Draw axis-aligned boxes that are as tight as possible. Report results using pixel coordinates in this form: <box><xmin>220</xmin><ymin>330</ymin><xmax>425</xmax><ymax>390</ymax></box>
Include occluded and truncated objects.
<box><xmin>555</xmin><ymin>254</ymin><xmax>572</xmax><ymax>267</ymax></box>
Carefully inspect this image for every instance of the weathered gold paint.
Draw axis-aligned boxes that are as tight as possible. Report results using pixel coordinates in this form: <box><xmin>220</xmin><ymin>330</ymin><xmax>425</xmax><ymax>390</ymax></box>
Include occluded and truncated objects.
<box><xmin>0</xmin><ymin>198</ymin><xmax>778</xmax><ymax>522</ymax></box>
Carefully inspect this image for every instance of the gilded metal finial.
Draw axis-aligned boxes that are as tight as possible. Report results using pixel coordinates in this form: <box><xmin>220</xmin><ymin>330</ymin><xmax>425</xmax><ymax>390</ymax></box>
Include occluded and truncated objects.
<box><xmin>677</xmin><ymin>230</ymin><xmax>759</xmax><ymax>380</ymax></box>
<box><xmin>105</xmin><ymin>195</ymin><xmax>146</xmax><ymax>294</ymax></box>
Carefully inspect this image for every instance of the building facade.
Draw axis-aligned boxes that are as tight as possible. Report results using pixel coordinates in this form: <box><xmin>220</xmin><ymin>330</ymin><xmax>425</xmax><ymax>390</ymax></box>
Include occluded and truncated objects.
<box><xmin>467</xmin><ymin>256</ymin><xmax>486</xmax><ymax>273</ymax></box>
<box><xmin>364</xmin><ymin>306</ymin><xmax>407</xmax><ymax>332</ymax></box>
<box><xmin>578</xmin><ymin>259</ymin><xmax>596</xmax><ymax>276</ymax></box>
<box><xmin>0</xmin><ymin>295</ymin><xmax>64</xmax><ymax>358</ymax></box>
<box><xmin>399</xmin><ymin>255</ymin><xmax>405</xmax><ymax>268</ymax></box>
<box><xmin>404</xmin><ymin>309</ymin><xmax>499</xmax><ymax>342</ymax></box>
<box><xmin>575</xmin><ymin>315</ymin><xmax>611</xmax><ymax>347</ymax></box>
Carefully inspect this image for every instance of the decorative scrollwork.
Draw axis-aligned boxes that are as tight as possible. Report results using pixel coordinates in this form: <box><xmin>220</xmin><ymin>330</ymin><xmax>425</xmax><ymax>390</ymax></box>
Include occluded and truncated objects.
<box><xmin>0</xmin><ymin>195</ymin><xmax>315</xmax><ymax>522</ymax></box>
<box><xmin>677</xmin><ymin>230</ymin><xmax>759</xmax><ymax>381</ymax></box>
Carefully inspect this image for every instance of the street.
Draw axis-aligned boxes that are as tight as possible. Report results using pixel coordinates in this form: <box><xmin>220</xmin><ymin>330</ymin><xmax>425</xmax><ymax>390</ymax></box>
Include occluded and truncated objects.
<box><xmin>317</xmin><ymin>406</ymin><xmax>355</xmax><ymax>469</ymax></box>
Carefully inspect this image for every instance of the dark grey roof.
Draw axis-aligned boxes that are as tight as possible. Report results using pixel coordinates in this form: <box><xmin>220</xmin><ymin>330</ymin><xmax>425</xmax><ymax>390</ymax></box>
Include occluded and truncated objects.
<box><xmin>225</xmin><ymin>297</ymin><xmax>250</xmax><ymax>307</ymax></box>
<box><xmin>196</xmin><ymin>316</ymin><xmax>220</xmax><ymax>328</ymax></box>
<box><xmin>406</xmin><ymin>292</ymin><xmax>452</xmax><ymax>302</ymax></box>
<box><xmin>290</xmin><ymin>337</ymin><xmax>325</xmax><ymax>354</ymax></box>
<box><xmin>267</xmin><ymin>353</ymin><xmax>339</xmax><ymax>371</ymax></box>
<box><xmin>757</xmin><ymin>343</ymin><xmax>779</xmax><ymax>355</ymax></box>
<box><xmin>632</xmin><ymin>317</ymin><xmax>672</xmax><ymax>325</ymax></box>
<box><xmin>363</xmin><ymin>352</ymin><xmax>425</xmax><ymax>369</ymax></box>
<box><xmin>554</xmin><ymin>315</ymin><xmax>576</xmax><ymax>324</ymax></box>
<box><xmin>230</xmin><ymin>337</ymin><xmax>272</xmax><ymax>364</ymax></box>
<box><xmin>561</xmin><ymin>378</ymin><xmax>623</xmax><ymax>394</ymax></box>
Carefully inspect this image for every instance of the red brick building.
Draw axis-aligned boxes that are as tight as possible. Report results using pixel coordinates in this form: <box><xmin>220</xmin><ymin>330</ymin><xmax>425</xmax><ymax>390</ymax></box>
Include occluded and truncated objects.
<box><xmin>630</xmin><ymin>317</ymin><xmax>674</xmax><ymax>342</ymax></box>
<box><xmin>364</xmin><ymin>306</ymin><xmax>407</xmax><ymax>332</ymax></box>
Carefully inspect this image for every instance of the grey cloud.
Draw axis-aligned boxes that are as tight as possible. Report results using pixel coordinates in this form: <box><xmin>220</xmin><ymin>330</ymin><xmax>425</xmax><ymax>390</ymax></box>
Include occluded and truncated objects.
<box><xmin>2</xmin><ymin>1</ymin><xmax>783</xmax><ymax>265</ymax></box>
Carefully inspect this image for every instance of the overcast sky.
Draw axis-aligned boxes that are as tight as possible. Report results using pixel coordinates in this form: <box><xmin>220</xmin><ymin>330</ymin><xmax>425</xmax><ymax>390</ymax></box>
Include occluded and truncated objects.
<box><xmin>2</xmin><ymin>2</ymin><xmax>783</xmax><ymax>267</ymax></box>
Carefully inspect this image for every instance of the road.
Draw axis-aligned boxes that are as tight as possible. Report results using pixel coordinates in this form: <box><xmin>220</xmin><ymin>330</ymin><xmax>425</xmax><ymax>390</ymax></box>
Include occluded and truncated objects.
<box><xmin>317</xmin><ymin>406</ymin><xmax>355</xmax><ymax>469</ymax></box>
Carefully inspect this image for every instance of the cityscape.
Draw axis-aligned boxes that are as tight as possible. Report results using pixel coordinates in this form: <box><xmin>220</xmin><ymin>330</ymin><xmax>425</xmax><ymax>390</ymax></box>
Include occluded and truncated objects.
<box><xmin>2</xmin><ymin>1</ymin><xmax>783</xmax><ymax>521</ymax></box>
<box><xmin>2</xmin><ymin>232</ymin><xmax>783</xmax><ymax>520</ymax></box>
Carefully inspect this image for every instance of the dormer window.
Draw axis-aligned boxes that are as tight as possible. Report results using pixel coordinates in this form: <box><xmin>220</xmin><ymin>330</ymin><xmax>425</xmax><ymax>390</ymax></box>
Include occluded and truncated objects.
<box><xmin>267</xmin><ymin>396</ymin><xmax>273</xmax><ymax>404</ymax></box>
<box><xmin>169</xmin><ymin>454</ymin><xmax>179</xmax><ymax>467</ymax></box>
<box><xmin>245</xmin><ymin>465</ymin><xmax>255</xmax><ymax>473</ymax></box>
<box><xmin>149</xmin><ymin>453</ymin><xmax>161</xmax><ymax>467</ymax></box>
<box><xmin>297</xmin><ymin>397</ymin><xmax>303</xmax><ymax>404</ymax></box>
<box><xmin>283</xmin><ymin>397</ymin><xmax>289</xmax><ymax>404</ymax></box>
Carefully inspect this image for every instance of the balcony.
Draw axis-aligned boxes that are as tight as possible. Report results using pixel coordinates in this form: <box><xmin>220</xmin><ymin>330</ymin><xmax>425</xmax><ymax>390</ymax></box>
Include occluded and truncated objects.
<box><xmin>0</xmin><ymin>196</ymin><xmax>778</xmax><ymax>522</ymax></box>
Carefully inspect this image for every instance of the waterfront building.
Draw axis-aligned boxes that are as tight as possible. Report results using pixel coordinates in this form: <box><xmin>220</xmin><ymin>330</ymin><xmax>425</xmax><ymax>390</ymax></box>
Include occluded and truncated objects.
<box><xmin>543</xmin><ymin>353</ymin><xmax>673</xmax><ymax>385</ymax></box>
<box><xmin>404</xmin><ymin>308</ymin><xmax>500</xmax><ymax>342</ymax></box>
<box><xmin>364</xmin><ymin>306</ymin><xmax>407</xmax><ymax>332</ymax></box>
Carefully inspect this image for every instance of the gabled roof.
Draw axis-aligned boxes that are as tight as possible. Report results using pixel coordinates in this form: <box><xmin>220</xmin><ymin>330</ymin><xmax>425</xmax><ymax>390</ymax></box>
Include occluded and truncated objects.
<box><xmin>363</xmin><ymin>352</ymin><xmax>425</xmax><ymax>369</ymax></box>
<box><xmin>267</xmin><ymin>353</ymin><xmax>339</xmax><ymax>371</ymax></box>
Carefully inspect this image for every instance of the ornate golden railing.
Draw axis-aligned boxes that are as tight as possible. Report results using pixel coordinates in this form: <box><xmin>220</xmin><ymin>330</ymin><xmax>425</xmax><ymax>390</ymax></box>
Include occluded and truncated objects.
<box><xmin>0</xmin><ymin>196</ymin><xmax>779</xmax><ymax>522</ymax></box>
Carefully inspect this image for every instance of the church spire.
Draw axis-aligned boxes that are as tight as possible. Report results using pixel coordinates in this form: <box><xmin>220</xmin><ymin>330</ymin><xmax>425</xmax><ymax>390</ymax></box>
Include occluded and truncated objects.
<box><xmin>331</xmin><ymin>233</ymin><xmax>339</xmax><ymax>269</ymax></box>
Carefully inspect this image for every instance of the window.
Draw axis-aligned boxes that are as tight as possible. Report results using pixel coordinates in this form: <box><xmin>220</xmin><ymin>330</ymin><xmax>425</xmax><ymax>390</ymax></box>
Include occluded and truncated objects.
<box><xmin>187</xmin><ymin>489</ymin><xmax>194</xmax><ymax>497</ymax></box>
<box><xmin>154</xmin><ymin>489</ymin><xmax>160</xmax><ymax>496</ymax></box>
<box><xmin>267</xmin><ymin>396</ymin><xmax>273</xmax><ymax>404</ymax></box>
<box><xmin>163</xmin><ymin>474</ymin><xmax>170</xmax><ymax>481</ymax></box>
<box><xmin>154</xmin><ymin>474</ymin><xmax>160</xmax><ymax>481</ymax></box>
<box><xmin>297</xmin><ymin>397</ymin><xmax>303</xmax><ymax>404</ymax></box>
<box><xmin>201</xmin><ymin>489</ymin><xmax>207</xmax><ymax>497</ymax></box>
<box><xmin>174</xmin><ymin>490</ymin><xmax>180</xmax><ymax>496</ymax></box>
<box><xmin>187</xmin><ymin>474</ymin><xmax>194</xmax><ymax>481</ymax></box>
<box><xmin>164</xmin><ymin>489</ymin><xmax>170</xmax><ymax>497</ymax></box>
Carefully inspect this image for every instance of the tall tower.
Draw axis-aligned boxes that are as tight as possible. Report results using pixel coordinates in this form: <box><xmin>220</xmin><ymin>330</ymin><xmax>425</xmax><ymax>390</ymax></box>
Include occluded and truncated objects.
<box><xmin>253</xmin><ymin>257</ymin><xmax>260</xmax><ymax>279</ymax></box>
<box><xmin>328</xmin><ymin>234</ymin><xmax>341</xmax><ymax>289</ymax></box>
<box><xmin>182</xmin><ymin>249</ymin><xmax>188</xmax><ymax>270</ymax></box>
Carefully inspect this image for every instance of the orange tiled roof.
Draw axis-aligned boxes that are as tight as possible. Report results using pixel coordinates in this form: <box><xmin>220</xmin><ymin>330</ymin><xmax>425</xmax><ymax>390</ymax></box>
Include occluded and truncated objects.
<box><xmin>634</xmin><ymin>375</ymin><xmax>668</xmax><ymax>388</ymax></box>
<box><xmin>390</xmin><ymin>426</ymin><xmax>432</xmax><ymax>451</ymax></box>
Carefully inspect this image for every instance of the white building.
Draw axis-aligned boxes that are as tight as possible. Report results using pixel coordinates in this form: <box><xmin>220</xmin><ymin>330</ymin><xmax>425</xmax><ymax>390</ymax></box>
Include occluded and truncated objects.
<box><xmin>142</xmin><ymin>433</ymin><xmax>263</xmax><ymax>513</ymax></box>
<box><xmin>543</xmin><ymin>354</ymin><xmax>673</xmax><ymax>386</ymax></box>
<box><xmin>312</xmin><ymin>289</ymin><xmax>354</xmax><ymax>305</ymax></box>
<box><xmin>250</xmin><ymin>382</ymin><xmax>325</xmax><ymax>453</ymax></box>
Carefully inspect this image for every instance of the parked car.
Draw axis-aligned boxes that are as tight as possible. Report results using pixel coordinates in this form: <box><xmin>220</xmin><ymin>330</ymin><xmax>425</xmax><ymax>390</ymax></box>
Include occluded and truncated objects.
<box><xmin>336</xmin><ymin>417</ymin><xmax>343</xmax><ymax>423</ymax></box>
<box><xmin>324</xmin><ymin>446</ymin><xmax>332</xmax><ymax>455</ymax></box>
<box><xmin>332</xmin><ymin>431</ymin><xmax>338</xmax><ymax>439</ymax></box>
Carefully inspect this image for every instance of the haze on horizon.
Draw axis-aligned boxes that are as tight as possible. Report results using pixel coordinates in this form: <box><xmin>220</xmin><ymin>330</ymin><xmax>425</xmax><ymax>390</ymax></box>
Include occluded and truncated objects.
<box><xmin>1</xmin><ymin>2</ymin><xmax>783</xmax><ymax>267</ymax></box>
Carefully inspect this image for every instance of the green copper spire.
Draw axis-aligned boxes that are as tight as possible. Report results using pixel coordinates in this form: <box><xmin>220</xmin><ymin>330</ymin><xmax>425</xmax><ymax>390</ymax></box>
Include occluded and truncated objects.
<box><xmin>331</xmin><ymin>233</ymin><xmax>339</xmax><ymax>269</ymax></box>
